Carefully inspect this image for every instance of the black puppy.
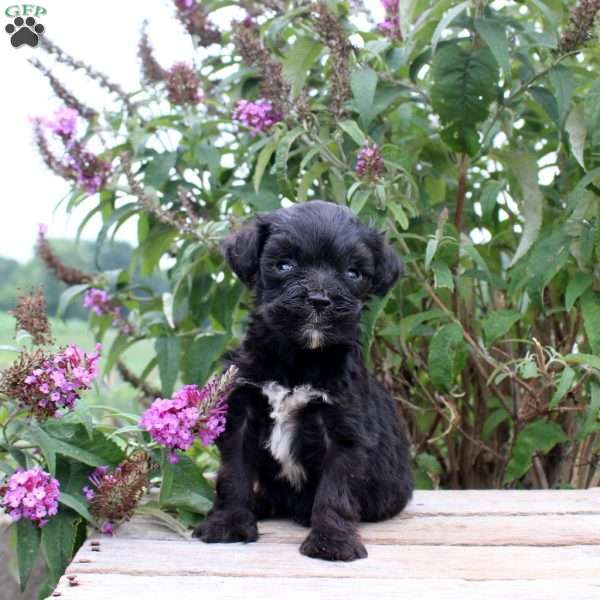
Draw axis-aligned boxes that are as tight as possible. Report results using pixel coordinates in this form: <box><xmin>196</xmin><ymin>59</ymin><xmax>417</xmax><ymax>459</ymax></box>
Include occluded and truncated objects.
<box><xmin>194</xmin><ymin>200</ymin><xmax>413</xmax><ymax>561</ymax></box>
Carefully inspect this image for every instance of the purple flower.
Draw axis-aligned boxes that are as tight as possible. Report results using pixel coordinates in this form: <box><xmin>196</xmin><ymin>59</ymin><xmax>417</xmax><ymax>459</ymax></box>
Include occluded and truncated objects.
<box><xmin>166</xmin><ymin>62</ymin><xmax>204</xmax><ymax>105</ymax></box>
<box><xmin>38</xmin><ymin>106</ymin><xmax>78</xmax><ymax>140</ymax></box>
<box><xmin>378</xmin><ymin>0</ymin><xmax>402</xmax><ymax>40</ymax></box>
<box><xmin>175</xmin><ymin>0</ymin><xmax>194</xmax><ymax>8</ymax></box>
<box><xmin>67</xmin><ymin>147</ymin><xmax>111</xmax><ymax>195</ymax></box>
<box><xmin>0</xmin><ymin>468</ymin><xmax>60</xmax><ymax>527</ymax></box>
<box><xmin>2</xmin><ymin>344</ymin><xmax>102</xmax><ymax>418</ymax></box>
<box><xmin>232</xmin><ymin>99</ymin><xmax>283</xmax><ymax>135</ymax></box>
<box><xmin>355</xmin><ymin>141</ymin><xmax>384</xmax><ymax>180</ymax></box>
<box><xmin>140</xmin><ymin>366</ymin><xmax>238</xmax><ymax>453</ymax></box>
<box><xmin>84</xmin><ymin>288</ymin><xmax>114</xmax><ymax>316</ymax></box>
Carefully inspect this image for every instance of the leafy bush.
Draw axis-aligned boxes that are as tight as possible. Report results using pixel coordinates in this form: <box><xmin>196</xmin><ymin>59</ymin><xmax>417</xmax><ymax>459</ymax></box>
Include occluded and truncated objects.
<box><xmin>2</xmin><ymin>0</ymin><xmax>600</xmax><ymax>594</ymax></box>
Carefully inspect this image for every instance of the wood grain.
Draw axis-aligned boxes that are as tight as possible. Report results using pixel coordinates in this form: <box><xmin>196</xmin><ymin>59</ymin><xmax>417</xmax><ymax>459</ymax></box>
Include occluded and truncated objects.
<box><xmin>53</xmin><ymin>489</ymin><xmax>600</xmax><ymax>599</ymax></box>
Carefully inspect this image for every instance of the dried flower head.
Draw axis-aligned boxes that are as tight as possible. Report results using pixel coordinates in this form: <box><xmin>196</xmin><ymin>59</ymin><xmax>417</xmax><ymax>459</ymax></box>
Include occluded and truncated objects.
<box><xmin>29</xmin><ymin>58</ymin><xmax>98</xmax><ymax>121</ymax></box>
<box><xmin>558</xmin><ymin>0</ymin><xmax>600</xmax><ymax>53</ymax></box>
<box><xmin>0</xmin><ymin>344</ymin><xmax>101</xmax><ymax>419</ymax></box>
<box><xmin>232</xmin><ymin>99</ymin><xmax>283</xmax><ymax>135</ymax></box>
<box><xmin>355</xmin><ymin>141</ymin><xmax>384</xmax><ymax>180</ymax></box>
<box><xmin>174</xmin><ymin>0</ymin><xmax>221</xmax><ymax>45</ymax></box>
<box><xmin>0</xmin><ymin>468</ymin><xmax>60</xmax><ymax>527</ymax></box>
<box><xmin>312</xmin><ymin>2</ymin><xmax>354</xmax><ymax>118</ymax></box>
<box><xmin>37</xmin><ymin>226</ymin><xmax>93</xmax><ymax>285</ymax></box>
<box><xmin>9</xmin><ymin>289</ymin><xmax>53</xmax><ymax>345</ymax></box>
<box><xmin>84</xmin><ymin>454</ymin><xmax>149</xmax><ymax>532</ymax></box>
<box><xmin>166</xmin><ymin>62</ymin><xmax>203</xmax><ymax>105</ymax></box>
<box><xmin>140</xmin><ymin>366</ymin><xmax>238</xmax><ymax>462</ymax></box>
<box><xmin>232</xmin><ymin>19</ymin><xmax>290</xmax><ymax>112</ymax></box>
<box><xmin>138</xmin><ymin>24</ymin><xmax>167</xmax><ymax>84</ymax></box>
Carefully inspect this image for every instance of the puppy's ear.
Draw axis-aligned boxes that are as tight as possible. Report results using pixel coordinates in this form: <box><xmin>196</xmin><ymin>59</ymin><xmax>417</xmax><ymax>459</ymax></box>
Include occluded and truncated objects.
<box><xmin>221</xmin><ymin>218</ymin><xmax>270</xmax><ymax>287</ymax></box>
<box><xmin>371</xmin><ymin>233</ymin><xmax>404</xmax><ymax>296</ymax></box>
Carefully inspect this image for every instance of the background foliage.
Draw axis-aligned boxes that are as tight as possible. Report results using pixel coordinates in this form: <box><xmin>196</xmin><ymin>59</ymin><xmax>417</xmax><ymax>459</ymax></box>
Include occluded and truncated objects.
<box><xmin>2</xmin><ymin>0</ymin><xmax>600</xmax><ymax>595</ymax></box>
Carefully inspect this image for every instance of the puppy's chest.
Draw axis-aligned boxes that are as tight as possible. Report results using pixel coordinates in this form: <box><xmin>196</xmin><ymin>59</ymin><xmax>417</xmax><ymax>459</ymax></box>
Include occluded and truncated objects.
<box><xmin>261</xmin><ymin>382</ymin><xmax>331</xmax><ymax>489</ymax></box>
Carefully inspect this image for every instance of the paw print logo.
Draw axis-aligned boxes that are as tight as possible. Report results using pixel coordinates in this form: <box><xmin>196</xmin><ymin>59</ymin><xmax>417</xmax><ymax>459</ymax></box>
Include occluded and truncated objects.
<box><xmin>5</xmin><ymin>16</ymin><xmax>45</xmax><ymax>48</ymax></box>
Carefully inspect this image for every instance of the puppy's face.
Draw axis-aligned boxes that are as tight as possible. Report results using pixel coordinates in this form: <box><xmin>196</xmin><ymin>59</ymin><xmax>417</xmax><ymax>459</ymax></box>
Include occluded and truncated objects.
<box><xmin>222</xmin><ymin>201</ymin><xmax>402</xmax><ymax>349</ymax></box>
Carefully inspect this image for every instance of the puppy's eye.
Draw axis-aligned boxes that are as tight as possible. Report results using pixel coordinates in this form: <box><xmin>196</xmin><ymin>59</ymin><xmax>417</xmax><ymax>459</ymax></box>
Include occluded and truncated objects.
<box><xmin>346</xmin><ymin>269</ymin><xmax>362</xmax><ymax>280</ymax></box>
<box><xmin>276</xmin><ymin>261</ymin><xmax>294</xmax><ymax>273</ymax></box>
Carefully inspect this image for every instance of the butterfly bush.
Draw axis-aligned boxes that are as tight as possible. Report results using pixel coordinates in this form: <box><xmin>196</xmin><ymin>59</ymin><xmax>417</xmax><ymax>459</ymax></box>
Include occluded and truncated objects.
<box><xmin>82</xmin><ymin>455</ymin><xmax>149</xmax><ymax>534</ymax></box>
<box><xmin>0</xmin><ymin>468</ymin><xmax>60</xmax><ymax>527</ymax></box>
<box><xmin>0</xmin><ymin>344</ymin><xmax>101</xmax><ymax>419</ymax></box>
<box><xmin>141</xmin><ymin>366</ymin><xmax>238</xmax><ymax>462</ymax></box>
<box><xmin>166</xmin><ymin>62</ymin><xmax>204</xmax><ymax>105</ymax></box>
<box><xmin>355</xmin><ymin>141</ymin><xmax>384</xmax><ymax>180</ymax></box>
<box><xmin>232</xmin><ymin>99</ymin><xmax>283</xmax><ymax>135</ymax></box>
<box><xmin>84</xmin><ymin>288</ymin><xmax>114</xmax><ymax>316</ymax></box>
<box><xmin>378</xmin><ymin>0</ymin><xmax>402</xmax><ymax>40</ymax></box>
<box><xmin>40</xmin><ymin>106</ymin><xmax>78</xmax><ymax>141</ymax></box>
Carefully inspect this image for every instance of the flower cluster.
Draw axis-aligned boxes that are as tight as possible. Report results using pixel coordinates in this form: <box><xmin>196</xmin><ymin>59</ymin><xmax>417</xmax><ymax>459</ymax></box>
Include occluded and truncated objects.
<box><xmin>9</xmin><ymin>289</ymin><xmax>53</xmax><ymax>346</ymax></box>
<box><xmin>174</xmin><ymin>0</ymin><xmax>221</xmax><ymax>45</ymax></box>
<box><xmin>378</xmin><ymin>0</ymin><xmax>402</xmax><ymax>41</ymax></box>
<box><xmin>140</xmin><ymin>366</ymin><xmax>238</xmax><ymax>462</ymax></box>
<box><xmin>39</xmin><ymin>106</ymin><xmax>78</xmax><ymax>141</ymax></box>
<box><xmin>84</xmin><ymin>288</ymin><xmax>114</xmax><ymax>316</ymax></box>
<box><xmin>34</xmin><ymin>107</ymin><xmax>111</xmax><ymax>195</ymax></box>
<box><xmin>233</xmin><ymin>99</ymin><xmax>283</xmax><ymax>135</ymax></box>
<box><xmin>165</xmin><ymin>62</ymin><xmax>203</xmax><ymax>105</ymax></box>
<box><xmin>355</xmin><ymin>141</ymin><xmax>384</xmax><ymax>180</ymax></box>
<box><xmin>82</xmin><ymin>288</ymin><xmax>135</xmax><ymax>336</ymax></box>
<box><xmin>558</xmin><ymin>0</ymin><xmax>600</xmax><ymax>53</ymax></box>
<box><xmin>83</xmin><ymin>455</ymin><xmax>149</xmax><ymax>534</ymax></box>
<box><xmin>0</xmin><ymin>345</ymin><xmax>101</xmax><ymax>419</ymax></box>
<box><xmin>0</xmin><ymin>468</ymin><xmax>60</xmax><ymax>527</ymax></box>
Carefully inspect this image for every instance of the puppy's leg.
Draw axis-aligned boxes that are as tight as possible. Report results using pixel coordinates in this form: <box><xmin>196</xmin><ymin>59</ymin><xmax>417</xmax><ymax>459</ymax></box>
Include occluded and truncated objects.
<box><xmin>300</xmin><ymin>445</ymin><xmax>367</xmax><ymax>561</ymax></box>
<box><xmin>193</xmin><ymin>395</ymin><xmax>259</xmax><ymax>543</ymax></box>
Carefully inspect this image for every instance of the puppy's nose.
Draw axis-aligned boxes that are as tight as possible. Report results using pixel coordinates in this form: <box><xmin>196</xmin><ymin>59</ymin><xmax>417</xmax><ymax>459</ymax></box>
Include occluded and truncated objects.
<box><xmin>308</xmin><ymin>293</ymin><xmax>331</xmax><ymax>310</ymax></box>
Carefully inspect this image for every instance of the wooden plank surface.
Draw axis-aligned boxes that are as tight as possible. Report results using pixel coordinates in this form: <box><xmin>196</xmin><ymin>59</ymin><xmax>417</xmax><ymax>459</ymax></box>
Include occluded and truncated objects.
<box><xmin>52</xmin><ymin>489</ymin><xmax>600</xmax><ymax>600</ymax></box>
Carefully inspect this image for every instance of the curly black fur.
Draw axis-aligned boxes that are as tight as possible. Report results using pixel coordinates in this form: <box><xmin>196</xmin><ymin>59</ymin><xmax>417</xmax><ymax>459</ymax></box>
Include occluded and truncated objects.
<box><xmin>193</xmin><ymin>201</ymin><xmax>414</xmax><ymax>561</ymax></box>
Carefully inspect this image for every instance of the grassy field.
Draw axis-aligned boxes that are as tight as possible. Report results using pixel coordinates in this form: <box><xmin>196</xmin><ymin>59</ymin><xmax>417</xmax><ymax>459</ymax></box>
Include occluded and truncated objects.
<box><xmin>0</xmin><ymin>311</ymin><xmax>157</xmax><ymax>414</ymax></box>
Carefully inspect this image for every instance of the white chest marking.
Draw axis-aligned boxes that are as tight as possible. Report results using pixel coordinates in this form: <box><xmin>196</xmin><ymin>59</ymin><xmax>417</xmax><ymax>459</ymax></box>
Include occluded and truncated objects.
<box><xmin>261</xmin><ymin>382</ymin><xmax>330</xmax><ymax>489</ymax></box>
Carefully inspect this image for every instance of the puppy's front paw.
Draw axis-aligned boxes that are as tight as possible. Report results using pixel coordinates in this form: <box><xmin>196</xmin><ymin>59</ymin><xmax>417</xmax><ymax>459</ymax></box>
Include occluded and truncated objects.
<box><xmin>299</xmin><ymin>528</ymin><xmax>367</xmax><ymax>561</ymax></box>
<box><xmin>193</xmin><ymin>510</ymin><xmax>258</xmax><ymax>543</ymax></box>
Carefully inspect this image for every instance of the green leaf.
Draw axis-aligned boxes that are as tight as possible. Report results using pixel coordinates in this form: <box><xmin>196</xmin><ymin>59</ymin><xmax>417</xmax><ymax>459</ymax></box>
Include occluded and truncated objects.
<box><xmin>351</xmin><ymin>67</ymin><xmax>378</xmax><ymax>128</ymax></box>
<box><xmin>57</xmin><ymin>284</ymin><xmax>89</xmax><ymax>320</ymax></box>
<box><xmin>482</xmin><ymin>309</ymin><xmax>522</xmax><ymax>344</ymax></box>
<box><xmin>508</xmin><ymin>152</ymin><xmax>543</xmax><ymax>266</ymax></box>
<box><xmin>182</xmin><ymin>334</ymin><xmax>227</xmax><ymax>386</ymax></box>
<box><xmin>361</xmin><ymin>294</ymin><xmax>390</xmax><ymax>367</ymax></box>
<box><xmin>388</xmin><ymin>202</ymin><xmax>409</xmax><ymax>230</ymax></box>
<box><xmin>428</xmin><ymin>323</ymin><xmax>466</xmax><ymax>390</ymax></box>
<box><xmin>482</xmin><ymin>408</ymin><xmax>509</xmax><ymax>440</ymax></box>
<box><xmin>565</xmin><ymin>273</ymin><xmax>592</xmax><ymax>312</ymax></box>
<box><xmin>582</xmin><ymin>383</ymin><xmax>600</xmax><ymax>438</ymax></box>
<box><xmin>565</xmin><ymin>104</ymin><xmax>586</xmax><ymax>169</ymax></box>
<box><xmin>581</xmin><ymin>289</ymin><xmax>600</xmax><ymax>354</ymax></box>
<box><xmin>504</xmin><ymin>421</ymin><xmax>567</xmax><ymax>483</ymax></box>
<box><xmin>144</xmin><ymin>151</ymin><xmax>177</xmax><ymax>189</ymax></box>
<box><xmin>156</xmin><ymin>336</ymin><xmax>181</xmax><ymax>397</ymax></box>
<box><xmin>41</xmin><ymin>508</ymin><xmax>79</xmax><ymax>586</ymax></box>
<box><xmin>549</xmin><ymin>367</ymin><xmax>576</xmax><ymax>408</ymax></box>
<box><xmin>474</xmin><ymin>17</ymin><xmax>510</xmax><ymax>77</ymax></box>
<box><xmin>431</xmin><ymin>1</ymin><xmax>470</xmax><ymax>54</ymax></box>
<box><xmin>275</xmin><ymin>127</ymin><xmax>304</xmax><ymax>186</ymax></box>
<box><xmin>431</xmin><ymin>44</ymin><xmax>499</xmax><ymax>155</ymax></box>
<box><xmin>528</xmin><ymin>86</ymin><xmax>560</xmax><ymax>126</ymax></box>
<box><xmin>480</xmin><ymin>180</ymin><xmax>503</xmax><ymax>222</ymax></box>
<box><xmin>254</xmin><ymin>137</ymin><xmax>278</xmax><ymax>193</ymax></box>
<box><xmin>549</xmin><ymin>65</ymin><xmax>573</xmax><ymax>127</ymax></box>
<box><xmin>338</xmin><ymin>120</ymin><xmax>366</xmax><ymax>146</ymax></box>
<box><xmin>282</xmin><ymin>37</ymin><xmax>323</xmax><ymax>98</ymax></box>
<box><xmin>42</xmin><ymin>423</ymin><xmax>125</xmax><ymax>468</ymax></box>
<box><xmin>564</xmin><ymin>352</ymin><xmax>600</xmax><ymax>372</ymax></box>
<box><xmin>26</xmin><ymin>425</ymin><xmax>57</xmax><ymax>475</ymax></box>
<box><xmin>160</xmin><ymin>453</ymin><xmax>214</xmax><ymax>514</ymax></box>
<box><xmin>431</xmin><ymin>261</ymin><xmax>454</xmax><ymax>290</ymax></box>
<box><xmin>16</xmin><ymin>519</ymin><xmax>40</xmax><ymax>592</ymax></box>
<box><xmin>95</xmin><ymin>203</ymin><xmax>139</xmax><ymax>267</ymax></box>
<box><xmin>59</xmin><ymin>491</ymin><xmax>96</xmax><ymax>526</ymax></box>
<box><xmin>297</xmin><ymin>162</ymin><xmax>328</xmax><ymax>203</ymax></box>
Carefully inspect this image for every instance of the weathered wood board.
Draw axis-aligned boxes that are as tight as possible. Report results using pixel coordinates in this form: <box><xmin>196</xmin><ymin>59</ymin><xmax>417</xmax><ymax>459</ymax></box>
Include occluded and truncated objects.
<box><xmin>52</xmin><ymin>489</ymin><xmax>600</xmax><ymax>599</ymax></box>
